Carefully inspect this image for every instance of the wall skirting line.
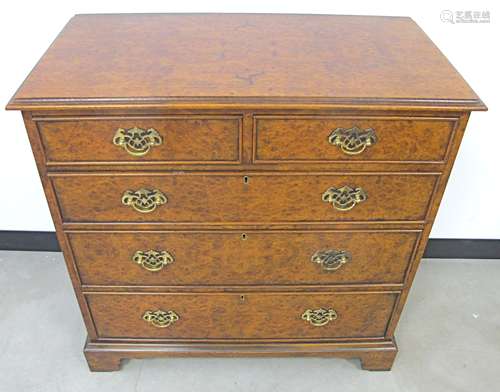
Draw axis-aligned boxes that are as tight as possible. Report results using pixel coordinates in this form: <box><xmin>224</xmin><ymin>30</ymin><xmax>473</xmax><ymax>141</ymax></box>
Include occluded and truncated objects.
<box><xmin>0</xmin><ymin>231</ymin><xmax>498</xmax><ymax>259</ymax></box>
<box><xmin>0</xmin><ymin>231</ymin><xmax>60</xmax><ymax>252</ymax></box>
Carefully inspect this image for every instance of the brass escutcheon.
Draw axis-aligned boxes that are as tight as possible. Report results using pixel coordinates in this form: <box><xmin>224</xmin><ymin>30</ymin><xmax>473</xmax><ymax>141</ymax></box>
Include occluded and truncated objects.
<box><xmin>311</xmin><ymin>249</ymin><xmax>351</xmax><ymax>271</ymax></box>
<box><xmin>328</xmin><ymin>126</ymin><xmax>377</xmax><ymax>155</ymax></box>
<box><xmin>133</xmin><ymin>249</ymin><xmax>174</xmax><ymax>272</ymax></box>
<box><xmin>322</xmin><ymin>185</ymin><xmax>367</xmax><ymax>211</ymax></box>
<box><xmin>142</xmin><ymin>310</ymin><xmax>179</xmax><ymax>328</ymax></box>
<box><xmin>121</xmin><ymin>188</ymin><xmax>167</xmax><ymax>213</ymax></box>
<box><xmin>113</xmin><ymin>127</ymin><xmax>163</xmax><ymax>156</ymax></box>
<box><xmin>301</xmin><ymin>308</ymin><xmax>338</xmax><ymax>327</ymax></box>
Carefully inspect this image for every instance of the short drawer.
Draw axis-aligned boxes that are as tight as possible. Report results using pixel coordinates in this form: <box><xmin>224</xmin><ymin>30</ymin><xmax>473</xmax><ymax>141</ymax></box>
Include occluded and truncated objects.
<box><xmin>51</xmin><ymin>172</ymin><xmax>437</xmax><ymax>223</ymax></box>
<box><xmin>37</xmin><ymin>116</ymin><xmax>241</xmax><ymax>164</ymax></box>
<box><xmin>69</xmin><ymin>230</ymin><xmax>419</xmax><ymax>286</ymax></box>
<box><xmin>254</xmin><ymin>116</ymin><xmax>457</xmax><ymax>163</ymax></box>
<box><xmin>87</xmin><ymin>292</ymin><xmax>398</xmax><ymax>339</ymax></box>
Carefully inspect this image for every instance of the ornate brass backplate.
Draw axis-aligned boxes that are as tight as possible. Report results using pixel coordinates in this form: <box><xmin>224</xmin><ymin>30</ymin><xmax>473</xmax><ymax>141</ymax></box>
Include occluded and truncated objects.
<box><xmin>322</xmin><ymin>185</ymin><xmax>367</xmax><ymax>211</ymax></box>
<box><xmin>133</xmin><ymin>250</ymin><xmax>174</xmax><ymax>272</ymax></box>
<box><xmin>328</xmin><ymin>126</ymin><xmax>377</xmax><ymax>155</ymax></box>
<box><xmin>113</xmin><ymin>127</ymin><xmax>163</xmax><ymax>156</ymax></box>
<box><xmin>121</xmin><ymin>188</ymin><xmax>167</xmax><ymax>213</ymax></box>
<box><xmin>142</xmin><ymin>310</ymin><xmax>179</xmax><ymax>328</ymax></box>
<box><xmin>311</xmin><ymin>249</ymin><xmax>351</xmax><ymax>271</ymax></box>
<box><xmin>301</xmin><ymin>308</ymin><xmax>338</xmax><ymax>327</ymax></box>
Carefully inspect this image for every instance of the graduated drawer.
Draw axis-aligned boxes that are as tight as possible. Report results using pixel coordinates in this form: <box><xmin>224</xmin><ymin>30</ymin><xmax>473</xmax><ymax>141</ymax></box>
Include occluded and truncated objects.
<box><xmin>86</xmin><ymin>292</ymin><xmax>397</xmax><ymax>340</ymax></box>
<box><xmin>51</xmin><ymin>172</ymin><xmax>438</xmax><ymax>223</ymax></box>
<box><xmin>69</xmin><ymin>230</ymin><xmax>419</xmax><ymax>286</ymax></box>
<box><xmin>254</xmin><ymin>116</ymin><xmax>457</xmax><ymax>163</ymax></box>
<box><xmin>36</xmin><ymin>116</ymin><xmax>242</xmax><ymax>164</ymax></box>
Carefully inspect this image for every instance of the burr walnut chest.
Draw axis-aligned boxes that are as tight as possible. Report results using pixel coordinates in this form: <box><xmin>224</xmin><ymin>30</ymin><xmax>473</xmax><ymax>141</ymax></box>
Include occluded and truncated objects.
<box><xmin>7</xmin><ymin>14</ymin><xmax>486</xmax><ymax>371</ymax></box>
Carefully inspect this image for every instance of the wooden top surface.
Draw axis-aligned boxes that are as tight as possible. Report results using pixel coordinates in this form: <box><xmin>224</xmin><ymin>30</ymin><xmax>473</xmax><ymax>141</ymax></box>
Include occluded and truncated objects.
<box><xmin>7</xmin><ymin>14</ymin><xmax>485</xmax><ymax>110</ymax></box>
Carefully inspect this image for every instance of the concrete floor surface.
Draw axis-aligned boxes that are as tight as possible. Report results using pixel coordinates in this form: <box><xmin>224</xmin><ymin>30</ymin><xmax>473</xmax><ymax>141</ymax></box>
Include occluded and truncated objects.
<box><xmin>0</xmin><ymin>251</ymin><xmax>498</xmax><ymax>391</ymax></box>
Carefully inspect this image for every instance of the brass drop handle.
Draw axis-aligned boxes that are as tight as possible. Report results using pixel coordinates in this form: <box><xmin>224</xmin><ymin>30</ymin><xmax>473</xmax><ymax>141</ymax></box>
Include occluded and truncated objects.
<box><xmin>328</xmin><ymin>126</ymin><xmax>377</xmax><ymax>155</ymax></box>
<box><xmin>121</xmin><ymin>188</ymin><xmax>167</xmax><ymax>213</ymax></box>
<box><xmin>301</xmin><ymin>308</ymin><xmax>338</xmax><ymax>327</ymax></box>
<box><xmin>113</xmin><ymin>127</ymin><xmax>163</xmax><ymax>156</ymax></box>
<box><xmin>133</xmin><ymin>250</ymin><xmax>174</xmax><ymax>272</ymax></box>
<box><xmin>312</xmin><ymin>250</ymin><xmax>351</xmax><ymax>271</ymax></box>
<box><xmin>322</xmin><ymin>185</ymin><xmax>367</xmax><ymax>211</ymax></box>
<box><xmin>143</xmin><ymin>310</ymin><xmax>179</xmax><ymax>328</ymax></box>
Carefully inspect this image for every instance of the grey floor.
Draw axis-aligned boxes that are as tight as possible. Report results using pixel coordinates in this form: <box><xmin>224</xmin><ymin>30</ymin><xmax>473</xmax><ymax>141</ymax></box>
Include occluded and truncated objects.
<box><xmin>0</xmin><ymin>252</ymin><xmax>499</xmax><ymax>392</ymax></box>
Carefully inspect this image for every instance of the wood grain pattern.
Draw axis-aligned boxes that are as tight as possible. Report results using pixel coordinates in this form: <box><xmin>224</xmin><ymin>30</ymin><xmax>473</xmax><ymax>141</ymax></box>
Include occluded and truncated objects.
<box><xmin>7</xmin><ymin>14</ymin><xmax>485</xmax><ymax>372</ymax></box>
<box><xmin>51</xmin><ymin>172</ymin><xmax>438</xmax><ymax>223</ymax></box>
<box><xmin>37</xmin><ymin>116</ymin><xmax>242</xmax><ymax>164</ymax></box>
<box><xmin>68</xmin><ymin>230</ymin><xmax>419</xmax><ymax>286</ymax></box>
<box><xmin>86</xmin><ymin>291</ymin><xmax>398</xmax><ymax>339</ymax></box>
<box><xmin>83</xmin><ymin>339</ymin><xmax>398</xmax><ymax>371</ymax></box>
<box><xmin>6</xmin><ymin>14</ymin><xmax>485</xmax><ymax>111</ymax></box>
<box><xmin>255</xmin><ymin>116</ymin><xmax>457</xmax><ymax>163</ymax></box>
<box><xmin>20</xmin><ymin>112</ymin><xmax>99</xmax><ymax>340</ymax></box>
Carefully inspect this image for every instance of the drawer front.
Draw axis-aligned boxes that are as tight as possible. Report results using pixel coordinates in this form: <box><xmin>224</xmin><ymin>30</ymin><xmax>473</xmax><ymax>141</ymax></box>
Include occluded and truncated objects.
<box><xmin>37</xmin><ymin>117</ymin><xmax>241</xmax><ymax>164</ymax></box>
<box><xmin>87</xmin><ymin>292</ymin><xmax>397</xmax><ymax>339</ymax></box>
<box><xmin>254</xmin><ymin>116</ymin><xmax>456</xmax><ymax>162</ymax></box>
<box><xmin>52</xmin><ymin>173</ymin><xmax>437</xmax><ymax>223</ymax></box>
<box><xmin>69</xmin><ymin>231</ymin><xmax>419</xmax><ymax>286</ymax></box>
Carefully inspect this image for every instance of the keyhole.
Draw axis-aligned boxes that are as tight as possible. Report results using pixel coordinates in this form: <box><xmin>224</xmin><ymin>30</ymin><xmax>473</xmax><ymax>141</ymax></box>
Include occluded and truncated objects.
<box><xmin>241</xmin><ymin>233</ymin><xmax>247</xmax><ymax>240</ymax></box>
<box><xmin>240</xmin><ymin>295</ymin><xmax>246</xmax><ymax>303</ymax></box>
<box><xmin>243</xmin><ymin>176</ymin><xmax>249</xmax><ymax>185</ymax></box>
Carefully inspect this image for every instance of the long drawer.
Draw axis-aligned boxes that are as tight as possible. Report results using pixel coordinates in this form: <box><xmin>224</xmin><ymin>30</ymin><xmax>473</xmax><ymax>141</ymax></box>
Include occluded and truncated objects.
<box><xmin>86</xmin><ymin>292</ymin><xmax>398</xmax><ymax>340</ymax></box>
<box><xmin>254</xmin><ymin>116</ymin><xmax>457</xmax><ymax>163</ymax></box>
<box><xmin>69</xmin><ymin>230</ymin><xmax>419</xmax><ymax>286</ymax></box>
<box><xmin>51</xmin><ymin>172</ymin><xmax>438</xmax><ymax>223</ymax></box>
<box><xmin>36</xmin><ymin>116</ymin><xmax>242</xmax><ymax>164</ymax></box>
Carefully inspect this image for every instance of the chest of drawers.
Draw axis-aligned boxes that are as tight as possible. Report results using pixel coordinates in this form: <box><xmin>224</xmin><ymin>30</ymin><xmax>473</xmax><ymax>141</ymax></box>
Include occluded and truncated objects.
<box><xmin>7</xmin><ymin>14</ymin><xmax>485</xmax><ymax>371</ymax></box>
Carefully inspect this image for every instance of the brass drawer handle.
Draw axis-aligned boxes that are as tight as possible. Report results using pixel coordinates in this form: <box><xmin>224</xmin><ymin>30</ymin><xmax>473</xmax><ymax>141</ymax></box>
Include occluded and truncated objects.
<box><xmin>113</xmin><ymin>127</ymin><xmax>163</xmax><ymax>156</ymax></box>
<box><xmin>133</xmin><ymin>250</ymin><xmax>174</xmax><ymax>272</ymax></box>
<box><xmin>301</xmin><ymin>308</ymin><xmax>338</xmax><ymax>327</ymax></box>
<box><xmin>312</xmin><ymin>250</ymin><xmax>351</xmax><ymax>271</ymax></box>
<box><xmin>328</xmin><ymin>126</ymin><xmax>377</xmax><ymax>155</ymax></box>
<box><xmin>322</xmin><ymin>185</ymin><xmax>367</xmax><ymax>211</ymax></box>
<box><xmin>143</xmin><ymin>310</ymin><xmax>179</xmax><ymax>328</ymax></box>
<box><xmin>121</xmin><ymin>188</ymin><xmax>167</xmax><ymax>213</ymax></box>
